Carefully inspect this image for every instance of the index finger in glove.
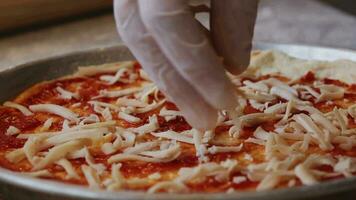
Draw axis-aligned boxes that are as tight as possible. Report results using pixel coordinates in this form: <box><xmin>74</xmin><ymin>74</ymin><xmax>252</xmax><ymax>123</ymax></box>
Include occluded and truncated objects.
<box><xmin>114</xmin><ymin>0</ymin><xmax>218</xmax><ymax>130</ymax></box>
<box><xmin>138</xmin><ymin>0</ymin><xmax>237</xmax><ymax>111</ymax></box>
<box><xmin>211</xmin><ymin>0</ymin><xmax>258</xmax><ymax>75</ymax></box>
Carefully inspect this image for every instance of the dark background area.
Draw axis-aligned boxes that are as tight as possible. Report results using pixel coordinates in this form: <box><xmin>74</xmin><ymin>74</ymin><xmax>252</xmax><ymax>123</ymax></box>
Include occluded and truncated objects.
<box><xmin>0</xmin><ymin>0</ymin><xmax>355</xmax><ymax>69</ymax></box>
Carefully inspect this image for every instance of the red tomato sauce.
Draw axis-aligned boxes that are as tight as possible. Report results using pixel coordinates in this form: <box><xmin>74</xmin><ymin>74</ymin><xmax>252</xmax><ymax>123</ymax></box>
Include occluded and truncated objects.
<box><xmin>0</xmin><ymin>69</ymin><xmax>355</xmax><ymax>192</ymax></box>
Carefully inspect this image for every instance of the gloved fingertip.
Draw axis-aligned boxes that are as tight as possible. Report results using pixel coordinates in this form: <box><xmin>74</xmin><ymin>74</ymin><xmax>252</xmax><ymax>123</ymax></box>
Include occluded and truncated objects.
<box><xmin>209</xmin><ymin>79</ymin><xmax>239</xmax><ymax>112</ymax></box>
<box><xmin>185</xmin><ymin>110</ymin><xmax>218</xmax><ymax>131</ymax></box>
<box><xmin>222</xmin><ymin>43</ymin><xmax>252</xmax><ymax>75</ymax></box>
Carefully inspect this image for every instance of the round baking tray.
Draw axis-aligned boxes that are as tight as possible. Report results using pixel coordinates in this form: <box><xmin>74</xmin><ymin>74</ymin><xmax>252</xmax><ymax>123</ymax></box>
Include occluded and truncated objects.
<box><xmin>0</xmin><ymin>43</ymin><xmax>355</xmax><ymax>200</ymax></box>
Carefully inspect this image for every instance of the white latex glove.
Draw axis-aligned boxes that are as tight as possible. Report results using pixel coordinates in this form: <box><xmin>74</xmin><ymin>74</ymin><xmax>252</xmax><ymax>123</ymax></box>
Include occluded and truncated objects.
<box><xmin>114</xmin><ymin>0</ymin><xmax>258</xmax><ymax>130</ymax></box>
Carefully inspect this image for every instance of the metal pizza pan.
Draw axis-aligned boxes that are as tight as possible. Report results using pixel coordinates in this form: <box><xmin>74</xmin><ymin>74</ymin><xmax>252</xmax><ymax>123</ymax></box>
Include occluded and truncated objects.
<box><xmin>0</xmin><ymin>43</ymin><xmax>355</xmax><ymax>200</ymax></box>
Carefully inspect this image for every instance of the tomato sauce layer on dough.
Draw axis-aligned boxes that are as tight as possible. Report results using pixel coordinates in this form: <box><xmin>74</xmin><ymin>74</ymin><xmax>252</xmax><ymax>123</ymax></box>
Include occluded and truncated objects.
<box><xmin>0</xmin><ymin>61</ymin><xmax>355</xmax><ymax>193</ymax></box>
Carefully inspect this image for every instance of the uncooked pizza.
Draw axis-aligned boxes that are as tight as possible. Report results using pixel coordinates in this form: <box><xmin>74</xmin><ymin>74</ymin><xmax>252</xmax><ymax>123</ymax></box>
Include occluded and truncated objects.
<box><xmin>0</xmin><ymin>50</ymin><xmax>355</xmax><ymax>193</ymax></box>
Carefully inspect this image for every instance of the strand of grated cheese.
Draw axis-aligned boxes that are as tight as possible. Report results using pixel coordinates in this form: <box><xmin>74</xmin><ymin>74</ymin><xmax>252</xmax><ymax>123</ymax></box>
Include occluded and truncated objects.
<box><xmin>62</xmin><ymin>120</ymin><xmax>70</xmax><ymax>130</ymax></box>
<box><xmin>129</xmin><ymin>115</ymin><xmax>159</xmax><ymax>136</ymax></box>
<box><xmin>293</xmin><ymin>85</ymin><xmax>320</xmax><ymax>99</ymax></box>
<box><xmin>232</xmin><ymin>176</ymin><xmax>247</xmax><ymax>184</ymax></box>
<box><xmin>293</xmin><ymin>114</ymin><xmax>333</xmax><ymax>150</ymax></box>
<box><xmin>29</xmin><ymin>104</ymin><xmax>79</xmax><ymax>122</ymax></box>
<box><xmin>300</xmin><ymin>134</ymin><xmax>312</xmax><ymax>152</ymax></box>
<box><xmin>245</xmin><ymin>137</ymin><xmax>266</xmax><ymax>146</ymax></box>
<box><xmin>116</xmin><ymin>97</ymin><xmax>148</xmax><ymax>108</ymax></box>
<box><xmin>139</xmin><ymin>69</ymin><xmax>151</xmax><ymax>81</ymax></box>
<box><xmin>3</xmin><ymin>101</ymin><xmax>33</xmax><ymax>116</ymax></box>
<box><xmin>79</xmin><ymin>114</ymin><xmax>100</xmax><ymax>126</ymax></box>
<box><xmin>295</xmin><ymin>163</ymin><xmax>318</xmax><ymax>186</ymax></box>
<box><xmin>107</xmin><ymin>164</ymin><xmax>162</xmax><ymax>190</ymax></box>
<box><xmin>56</xmin><ymin>86</ymin><xmax>79</xmax><ymax>100</ymax></box>
<box><xmin>310</xmin><ymin>113</ymin><xmax>339</xmax><ymax>135</ymax></box>
<box><xmin>123</xmin><ymin>141</ymin><xmax>160</xmax><ymax>155</ymax></box>
<box><xmin>22</xmin><ymin>136</ymin><xmax>47</xmax><ymax>165</ymax></box>
<box><xmin>115</xmin><ymin>128</ymin><xmax>136</xmax><ymax>148</ymax></box>
<box><xmin>281</xmin><ymin>99</ymin><xmax>295</xmax><ymax>122</ymax></box>
<box><xmin>44</xmin><ymin>128</ymin><xmax>108</xmax><ymax>147</ymax></box>
<box><xmin>139</xmin><ymin>143</ymin><xmax>181</xmax><ymax>159</ymax></box>
<box><xmin>264</xmin><ymin>103</ymin><xmax>287</xmax><ymax>114</ymax></box>
<box><xmin>118</xmin><ymin>112</ymin><xmax>141</xmax><ymax>123</ymax></box>
<box><xmin>98</xmin><ymin>87</ymin><xmax>143</xmax><ymax>98</ymax></box>
<box><xmin>56</xmin><ymin>158</ymin><xmax>79</xmax><ymax>180</ymax></box>
<box><xmin>88</xmin><ymin>101</ymin><xmax>120</xmax><ymax>111</ymax></box>
<box><xmin>264</xmin><ymin>78</ymin><xmax>298</xmax><ymax>95</ymax></box>
<box><xmin>83</xmin><ymin>147</ymin><xmax>106</xmax><ymax>175</ymax></box>
<box><xmin>239</xmin><ymin>88</ymin><xmax>276</xmax><ymax>102</ymax></box>
<box><xmin>76</xmin><ymin>61</ymin><xmax>134</xmax><ymax>76</ymax></box>
<box><xmin>176</xmin><ymin>160</ymin><xmax>238</xmax><ymax>184</ymax></box>
<box><xmin>23</xmin><ymin>134</ymin><xmax>48</xmax><ymax>165</ymax></box>
<box><xmin>73</xmin><ymin>120</ymin><xmax>116</xmax><ymax>130</ymax></box>
<box><xmin>207</xmin><ymin>144</ymin><xmax>243</xmax><ymax>154</ymax></box>
<box><xmin>171</xmin><ymin>129</ymin><xmax>214</xmax><ymax>144</ymax></box>
<box><xmin>40</xmin><ymin>118</ymin><xmax>54</xmax><ymax>132</ymax></box>
<box><xmin>100</xmin><ymin>67</ymin><xmax>129</xmax><ymax>85</ymax></box>
<box><xmin>332</xmin><ymin>108</ymin><xmax>348</xmax><ymax>135</ymax></box>
<box><xmin>5</xmin><ymin>126</ymin><xmax>20</xmax><ymax>136</ymax></box>
<box><xmin>242</xmin><ymin>80</ymin><xmax>269</xmax><ymax>93</ymax></box>
<box><xmin>71</xmin><ymin>102</ymin><xmax>81</xmax><ymax>108</ymax></box>
<box><xmin>16</xmin><ymin>121</ymin><xmax>115</xmax><ymax>140</ymax></box>
<box><xmin>256</xmin><ymin>173</ymin><xmax>281</xmax><ymax>191</ymax></box>
<box><xmin>147</xmin><ymin>181</ymin><xmax>187</xmax><ymax>194</ymax></box>
<box><xmin>135</xmin><ymin>100</ymin><xmax>166</xmax><ymax>113</ymax></box>
<box><xmin>315</xmin><ymin>84</ymin><xmax>344</xmax><ymax>102</ymax></box>
<box><xmin>120</xmin><ymin>106</ymin><xmax>135</xmax><ymax>114</ymax></box>
<box><xmin>107</xmin><ymin>163</ymin><xmax>125</xmax><ymax>190</ymax></box>
<box><xmin>217</xmin><ymin>110</ymin><xmax>228</xmax><ymax>125</ymax></box>
<box><xmin>102</xmin><ymin>108</ymin><xmax>113</xmax><ymax>121</ymax></box>
<box><xmin>5</xmin><ymin>149</ymin><xmax>26</xmax><ymax>163</ymax></box>
<box><xmin>249</xmin><ymin>100</ymin><xmax>269</xmax><ymax>111</ymax></box>
<box><xmin>241</xmin><ymin>113</ymin><xmax>283</xmax><ymax>128</ymax></box>
<box><xmin>148</xmin><ymin>172</ymin><xmax>161</xmax><ymax>180</ymax></box>
<box><xmin>159</xmin><ymin>107</ymin><xmax>181</xmax><ymax>121</ymax></box>
<box><xmin>334</xmin><ymin>156</ymin><xmax>356</xmax><ymax>177</ymax></box>
<box><xmin>119</xmin><ymin>178</ymin><xmax>151</xmax><ymax>188</ymax></box>
<box><xmin>134</xmin><ymin>84</ymin><xmax>158</xmax><ymax>103</ymax></box>
<box><xmin>253</xmin><ymin>127</ymin><xmax>270</xmax><ymax>141</ymax></box>
<box><xmin>229</xmin><ymin>113</ymin><xmax>283</xmax><ymax>138</ymax></box>
<box><xmin>332</xmin><ymin>136</ymin><xmax>356</xmax><ymax>150</ymax></box>
<box><xmin>270</xmin><ymin>86</ymin><xmax>297</xmax><ymax>101</ymax></box>
<box><xmin>33</xmin><ymin>139</ymin><xmax>88</xmax><ymax>170</ymax></box>
<box><xmin>89</xmin><ymin>101</ymin><xmax>116</xmax><ymax>121</ymax></box>
<box><xmin>192</xmin><ymin>129</ymin><xmax>208</xmax><ymax>163</ymax></box>
<box><xmin>23</xmin><ymin>170</ymin><xmax>52</xmax><ymax>178</ymax></box>
<box><xmin>81</xmin><ymin>165</ymin><xmax>102</xmax><ymax>189</ymax></box>
<box><xmin>67</xmin><ymin>148</ymin><xmax>87</xmax><ymax>159</ymax></box>
<box><xmin>347</xmin><ymin>104</ymin><xmax>356</xmax><ymax>120</ymax></box>
<box><xmin>108</xmin><ymin>152</ymin><xmax>180</xmax><ymax>164</ymax></box>
<box><xmin>151</xmin><ymin>130</ymin><xmax>194</xmax><ymax>144</ymax></box>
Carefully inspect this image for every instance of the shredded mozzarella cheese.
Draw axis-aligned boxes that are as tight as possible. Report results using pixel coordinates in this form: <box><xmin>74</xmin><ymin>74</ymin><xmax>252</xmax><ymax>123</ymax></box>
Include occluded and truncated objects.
<box><xmin>81</xmin><ymin>165</ymin><xmax>102</xmax><ymax>189</ymax></box>
<box><xmin>130</xmin><ymin>115</ymin><xmax>159</xmax><ymax>136</ymax></box>
<box><xmin>56</xmin><ymin>86</ymin><xmax>79</xmax><ymax>100</ymax></box>
<box><xmin>5</xmin><ymin>126</ymin><xmax>20</xmax><ymax>136</ymax></box>
<box><xmin>76</xmin><ymin>61</ymin><xmax>134</xmax><ymax>76</ymax></box>
<box><xmin>118</xmin><ymin>112</ymin><xmax>141</xmax><ymax>123</ymax></box>
<box><xmin>40</xmin><ymin>118</ymin><xmax>54</xmax><ymax>132</ymax></box>
<box><xmin>3</xmin><ymin>101</ymin><xmax>33</xmax><ymax>116</ymax></box>
<box><xmin>207</xmin><ymin>144</ymin><xmax>243</xmax><ymax>154</ymax></box>
<box><xmin>29</xmin><ymin>104</ymin><xmax>79</xmax><ymax>122</ymax></box>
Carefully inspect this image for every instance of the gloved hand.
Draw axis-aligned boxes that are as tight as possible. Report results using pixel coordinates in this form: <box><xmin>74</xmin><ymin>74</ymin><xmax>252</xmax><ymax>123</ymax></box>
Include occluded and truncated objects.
<box><xmin>114</xmin><ymin>0</ymin><xmax>258</xmax><ymax>130</ymax></box>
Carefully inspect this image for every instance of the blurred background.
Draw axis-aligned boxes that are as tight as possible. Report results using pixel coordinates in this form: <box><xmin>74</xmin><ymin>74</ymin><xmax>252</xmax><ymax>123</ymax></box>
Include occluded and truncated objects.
<box><xmin>0</xmin><ymin>0</ymin><xmax>355</xmax><ymax>70</ymax></box>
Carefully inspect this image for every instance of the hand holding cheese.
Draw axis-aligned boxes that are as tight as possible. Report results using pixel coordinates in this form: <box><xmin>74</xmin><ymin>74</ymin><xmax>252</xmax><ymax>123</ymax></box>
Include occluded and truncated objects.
<box><xmin>114</xmin><ymin>0</ymin><xmax>258</xmax><ymax>130</ymax></box>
